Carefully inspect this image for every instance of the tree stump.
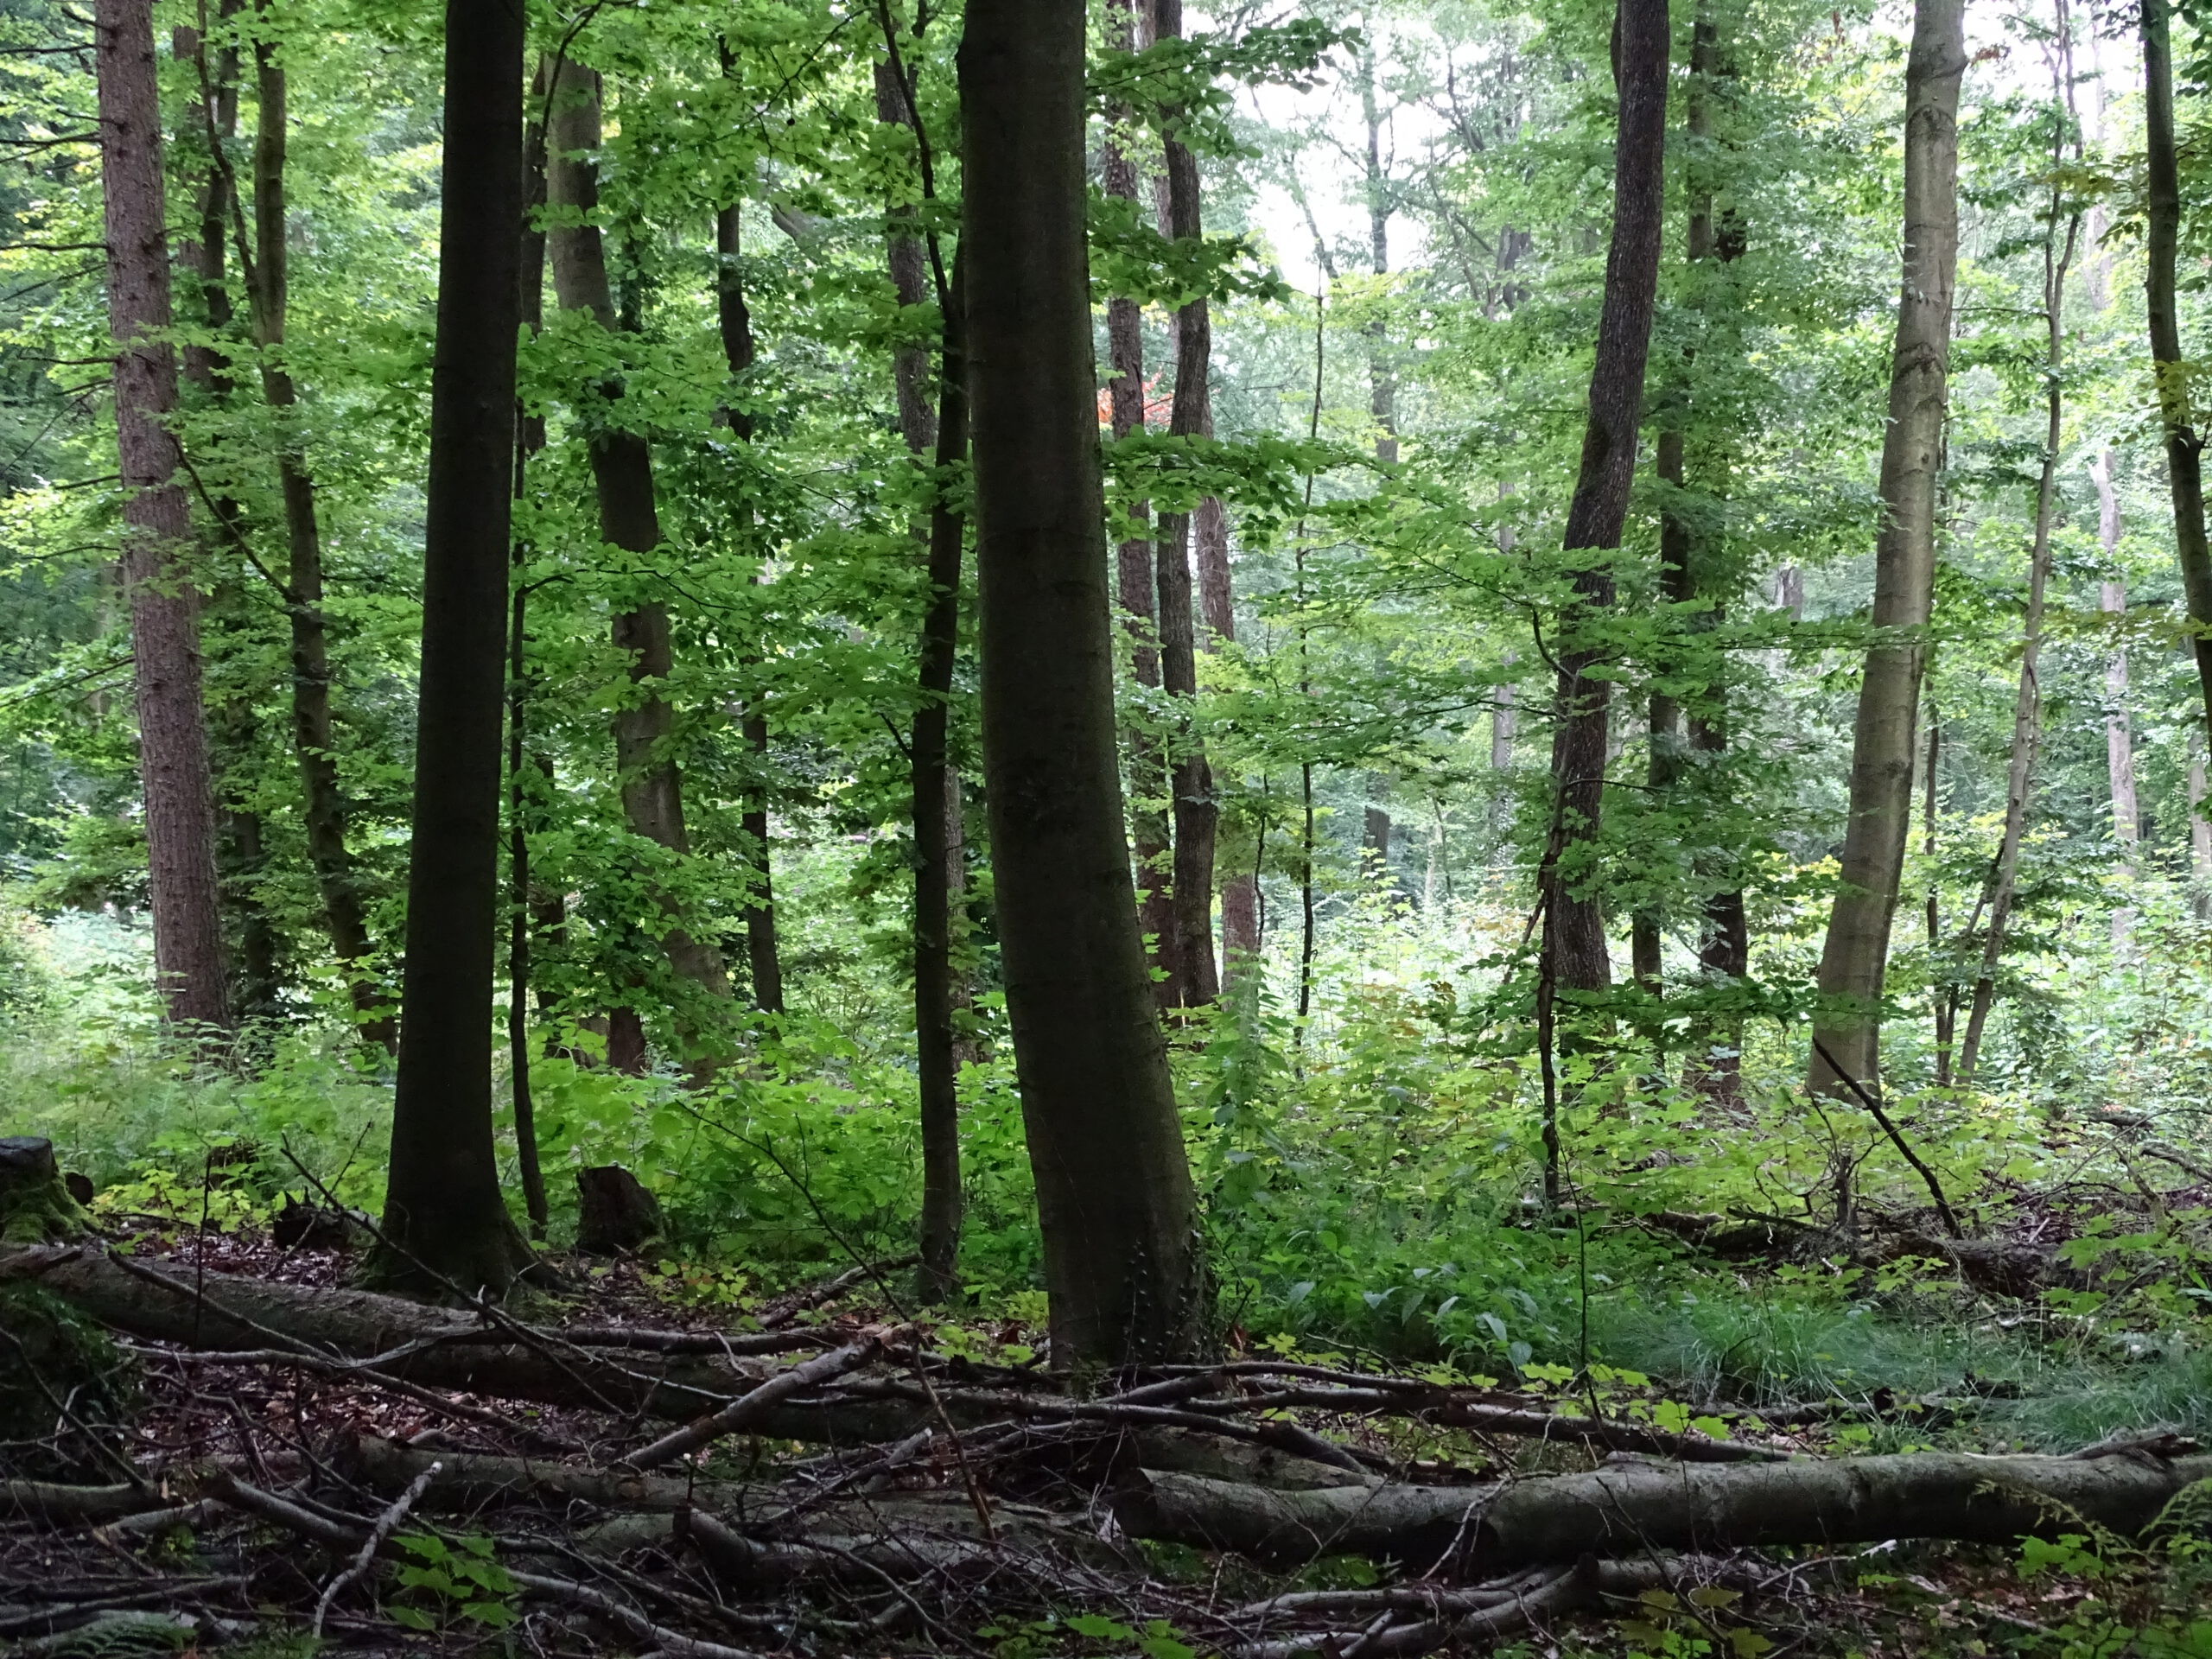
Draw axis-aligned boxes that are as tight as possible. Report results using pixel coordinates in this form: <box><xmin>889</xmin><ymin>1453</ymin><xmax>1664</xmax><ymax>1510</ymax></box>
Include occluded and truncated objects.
<box><xmin>0</xmin><ymin>1137</ymin><xmax>89</xmax><ymax>1243</ymax></box>
<box><xmin>575</xmin><ymin>1165</ymin><xmax>663</xmax><ymax>1255</ymax></box>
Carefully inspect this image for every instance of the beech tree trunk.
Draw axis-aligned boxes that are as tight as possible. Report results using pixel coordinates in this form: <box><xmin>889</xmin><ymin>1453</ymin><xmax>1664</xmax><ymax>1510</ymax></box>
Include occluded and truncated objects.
<box><xmin>250</xmin><ymin>40</ymin><xmax>394</xmax><ymax>1048</ymax></box>
<box><xmin>1358</xmin><ymin>45</ymin><xmax>1398</xmax><ymax>464</ymax></box>
<box><xmin>963</xmin><ymin>0</ymin><xmax>1205</xmax><ymax>1363</ymax></box>
<box><xmin>1808</xmin><ymin>0</ymin><xmax>1964</xmax><ymax>1096</ymax></box>
<box><xmin>1153</xmin><ymin>0</ymin><xmax>1217</xmax><ymax>1008</ymax></box>
<box><xmin>546</xmin><ymin>62</ymin><xmax>730</xmax><ymax>1035</ymax></box>
<box><xmin>96</xmin><ymin>0</ymin><xmax>232</xmax><ymax>1035</ymax></box>
<box><xmin>874</xmin><ymin>42</ymin><xmax>968</xmax><ymax>1303</ymax></box>
<box><xmin>1538</xmin><ymin>0</ymin><xmax>1670</xmax><ymax>1004</ymax></box>
<box><xmin>175</xmin><ymin>15</ymin><xmax>279</xmax><ymax>1023</ymax></box>
<box><xmin>1116</xmin><ymin>1452</ymin><xmax>2212</xmax><ymax>1571</ymax></box>
<box><xmin>2143</xmin><ymin>0</ymin><xmax>2212</xmax><ymax>740</ymax></box>
<box><xmin>372</xmin><ymin>0</ymin><xmax>535</xmax><ymax>1295</ymax></box>
<box><xmin>2094</xmin><ymin>453</ymin><xmax>2139</xmax><ymax>850</ymax></box>
<box><xmin>1102</xmin><ymin>2</ymin><xmax>1179</xmax><ymax>1006</ymax></box>
<box><xmin>713</xmin><ymin>191</ymin><xmax>786</xmax><ymax>1017</ymax></box>
<box><xmin>1956</xmin><ymin>92</ymin><xmax>2078</xmax><ymax>1084</ymax></box>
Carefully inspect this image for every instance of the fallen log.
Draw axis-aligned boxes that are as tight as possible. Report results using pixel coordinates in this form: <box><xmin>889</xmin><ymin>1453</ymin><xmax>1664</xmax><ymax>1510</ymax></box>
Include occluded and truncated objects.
<box><xmin>0</xmin><ymin>1479</ymin><xmax>162</xmax><ymax>1525</ymax></box>
<box><xmin>352</xmin><ymin>1437</ymin><xmax>766</xmax><ymax>1514</ymax></box>
<box><xmin>1114</xmin><ymin>1448</ymin><xmax>2212</xmax><ymax>1570</ymax></box>
<box><xmin>1230</xmin><ymin>1556</ymin><xmax>1774</xmax><ymax>1659</ymax></box>
<box><xmin>0</xmin><ymin>1245</ymin><xmax>920</xmax><ymax>1436</ymax></box>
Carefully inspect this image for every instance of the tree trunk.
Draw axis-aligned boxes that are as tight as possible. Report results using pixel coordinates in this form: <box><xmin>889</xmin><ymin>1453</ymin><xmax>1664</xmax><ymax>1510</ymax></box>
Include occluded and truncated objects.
<box><xmin>2143</xmin><ymin>0</ymin><xmax>2212</xmax><ymax>740</ymax></box>
<box><xmin>508</xmin><ymin>81</ymin><xmax>550</xmax><ymax>1238</ymax></box>
<box><xmin>1153</xmin><ymin>0</ymin><xmax>1217</xmax><ymax>1009</ymax></box>
<box><xmin>546</xmin><ymin>62</ymin><xmax>729</xmax><ymax>1030</ymax></box>
<box><xmin>1101</xmin><ymin>2</ymin><xmax>1179</xmax><ymax>1005</ymax></box>
<box><xmin>963</xmin><ymin>0</ymin><xmax>1205</xmax><ymax>1363</ymax></box>
<box><xmin>176</xmin><ymin>14</ymin><xmax>276</xmax><ymax>1024</ymax></box>
<box><xmin>249</xmin><ymin>40</ymin><xmax>394</xmax><ymax>1048</ymax></box>
<box><xmin>95</xmin><ymin>0</ymin><xmax>232</xmax><ymax>1036</ymax></box>
<box><xmin>1115</xmin><ymin>1452</ymin><xmax>2212</xmax><ymax>1571</ymax></box>
<box><xmin>711</xmin><ymin>199</ymin><xmax>787</xmax><ymax>1017</ymax></box>
<box><xmin>1687</xmin><ymin>7</ymin><xmax>1748</xmax><ymax>1092</ymax></box>
<box><xmin>372</xmin><ymin>0</ymin><xmax>535</xmax><ymax>1295</ymax></box>
<box><xmin>2194</xmin><ymin>741</ymin><xmax>2212</xmax><ymax>921</ymax></box>
<box><xmin>874</xmin><ymin>37</ymin><xmax>969</xmax><ymax>1304</ymax></box>
<box><xmin>1538</xmin><ymin>0</ymin><xmax>1671</xmax><ymax>1007</ymax></box>
<box><xmin>1358</xmin><ymin>45</ymin><xmax>1398</xmax><ymax>464</ymax></box>
<box><xmin>2094</xmin><ymin>454</ymin><xmax>2139</xmax><ymax>852</ymax></box>
<box><xmin>1956</xmin><ymin>107</ymin><xmax>2078</xmax><ymax>1084</ymax></box>
<box><xmin>1808</xmin><ymin>0</ymin><xmax>1964</xmax><ymax>1096</ymax></box>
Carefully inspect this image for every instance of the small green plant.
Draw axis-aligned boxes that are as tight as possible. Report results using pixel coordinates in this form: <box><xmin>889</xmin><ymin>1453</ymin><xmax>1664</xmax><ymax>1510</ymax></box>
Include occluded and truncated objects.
<box><xmin>383</xmin><ymin>1530</ymin><xmax>518</xmax><ymax>1634</ymax></box>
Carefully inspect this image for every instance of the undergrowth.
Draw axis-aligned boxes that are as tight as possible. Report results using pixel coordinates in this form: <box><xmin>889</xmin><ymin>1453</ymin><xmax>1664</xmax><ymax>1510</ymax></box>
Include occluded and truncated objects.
<box><xmin>8</xmin><ymin>892</ymin><xmax>2212</xmax><ymax>1456</ymax></box>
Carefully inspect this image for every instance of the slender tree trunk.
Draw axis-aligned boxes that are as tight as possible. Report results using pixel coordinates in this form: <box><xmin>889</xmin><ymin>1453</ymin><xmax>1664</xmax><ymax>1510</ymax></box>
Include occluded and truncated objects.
<box><xmin>1808</xmin><ymin>0</ymin><xmax>1965</xmax><ymax>1096</ymax></box>
<box><xmin>2094</xmin><ymin>455</ymin><xmax>2138</xmax><ymax>849</ymax></box>
<box><xmin>1537</xmin><ymin>0</ymin><xmax>1671</xmax><ymax>1012</ymax></box>
<box><xmin>546</xmin><ymin>62</ymin><xmax>729</xmax><ymax>1033</ymax></box>
<box><xmin>1101</xmin><ymin>3</ymin><xmax>1179</xmax><ymax>1004</ymax></box>
<box><xmin>372</xmin><ymin>0</ymin><xmax>535</xmax><ymax>1294</ymax></box>
<box><xmin>1956</xmin><ymin>127</ymin><xmax>2078</xmax><ymax>1082</ymax></box>
<box><xmin>1152</xmin><ymin>0</ymin><xmax>1217</xmax><ymax>1008</ymax></box>
<box><xmin>97</xmin><ymin>0</ymin><xmax>232</xmax><ymax>1036</ymax></box>
<box><xmin>1925</xmin><ymin>709</ymin><xmax>1955</xmax><ymax>1084</ymax></box>
<box><xmin>874</xmin><ymin>37</ymin><xmax>968</xmax><ymax>1303</ymax></box>
<box><xmin>2094</xmin><ymin>449</ymin><xmax>2139</xmax><ymax>947</ymax></box>
<box><xmin>1358</xmin><ymin>45</ymin><xmax>1398</xmax><ymax>464</ymax></box>
<box><xmin>177</xmin><ymin>16</ymin><xmax>277</xmax><ymax>1023</ymax></box>
<box><xmin>2143</xmin><ymin>0</ymin><xmax>2212</xmax><ymax>740</ymax></box>
<box><xmin>963</xmin><ymin>0</ymin><xmax>1205</xmax><ymax>1364</ymax></box>
<box><xmin>249</xmin><ymin>39</ymin><xmax>394</xmax><ymax>1047</ymax></box>
<box><xmin>2193</xmin><ymin>740</ymin><xmax>2212</xmax><ymax>921</ymax></box>
<box><xmin>711</xmin><ymin>201</ymin><xmax>785</xmax><ymax>1016</ymax></box>
<box><xmin>508</xmin><ymin>96</ymin><xmax>550</xmax><ymax>1239</ymax></box>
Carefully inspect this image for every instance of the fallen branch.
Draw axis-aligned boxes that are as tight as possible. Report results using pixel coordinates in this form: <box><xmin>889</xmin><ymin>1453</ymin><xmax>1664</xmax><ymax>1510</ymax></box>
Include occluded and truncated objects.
<box><xmin>626</xmin><ymin>1338</ymin><xmax>884</xmax><ymax>1470</ymax></box>
<box><xmin>312</xmin><ymin>1459</ymin><xmax>440</xmax><ymax>1637</ymax></box>
<box><xmin>1115</xmin><ymin>1446</ymin><xmax>2212</xmax><ymax>1569</ymax></box>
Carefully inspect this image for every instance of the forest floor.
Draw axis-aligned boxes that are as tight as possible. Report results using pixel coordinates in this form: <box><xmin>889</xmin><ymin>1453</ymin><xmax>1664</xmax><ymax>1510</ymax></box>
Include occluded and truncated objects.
<box><xmin>8</xmin><ymin>1193</ymin><xmax>2212</xmax><ymax>1659</ymax></box>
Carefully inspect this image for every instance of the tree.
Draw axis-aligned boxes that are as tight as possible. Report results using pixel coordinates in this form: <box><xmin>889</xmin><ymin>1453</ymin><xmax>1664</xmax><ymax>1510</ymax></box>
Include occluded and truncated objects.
<box><xmin>1808</xmin><ymin>0</ymin><xmax>1965</xmax><ymax>1096</ymax></box>
<box><xmin>2143</xmin><ymin>0</ymin><xmax>2212</xmax><ymax>740</ymax></box>
<box><xmin>1536</xmin><ymin>0</ymin><xmax>1671</xmax><ymax>1016</ymax></box>
<box><xmin>962</xmin><ymin>0</ymin><xmax>1205</xmax><ymax>1363</ymax></box>
<box><xmin>1102</xmin><ymin>0</ymin><xmax>1178</xmax><ymax>1005</ymax></box>
<box><xmin>1153</xmin><ymin>0</ymin><xmax>1219</xmax><ymax>1010</ymax></box>
<box><xmin>245</xmin><ymin>17</ymin><xmax>394</xmax><ymax>1047</ymax></box>
<box><xmin>371</xmin><ymin>0</ymin><xmax>534</xmax><ymax>1295</ymax></box>
<box><xmin>95</xmin><ymin>0</ymin><xmax>232</xmax><ymax>1035</ymax></box>
<box><xmin>874</xmin><ymin>23</ymin><xmax>969</xmax><ymax>1303</ymax></box>
<box><xmin>545</xmin><ymin>61</ymin><xmax>732</xmax><ymax>1050</ymax></box>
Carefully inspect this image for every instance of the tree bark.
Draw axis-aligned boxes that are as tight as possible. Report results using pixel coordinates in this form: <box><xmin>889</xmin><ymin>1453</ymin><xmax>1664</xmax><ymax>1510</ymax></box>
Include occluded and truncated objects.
<box><xmin>711</xmin><ymin>200</ymin><xmax>787</xmax><ymax>1019</ymax></box>
<box><xmin>546</xmin><ymin>62</ymin><xmax>730</xmax><ymax>1031</ymax></box>
<box><xmin>874</xmin><ymin>35</ymin><xmax>969</xmax><ymax>1304</ymax></box>
<box><xmin>249</xmin><ymin>37</ymin><xmax>394</xmax><ymax>1048</ymax></box>
<box><xmin>1955</xmin><ymin>94</ymin><xmax>2078</xmax><ymax>1084</ymax></box>
<box><xmin>1358</xmin><ymin>44</ymin><xmax>1398</xmax><ymax>464</ymax></box>
<box><xmin>1538</xmin><ymin>0</ymin><xmax>1671</xmax><ymax>1007</ymax></box>
<box><xmin>1808</xmin><ymin>0</ymin><xmax>1964</xmax><ymax>1096</ymax></box>
<box><xmin>2195</xmin><ymin>741</ymin><xmax>2212</xmax><ymax>921</ymax></box>
<box><xmin>2094</xmin><ymin>453</ymin><xmax>2138</xmax><ymax>850</ymax></box>
<box><xmin>372</xmin><ymin>0</ymin><xmax>534</xmax><ymax>1295</ymax></box>
<box><xmin>95</xmin><ymin>0</ymin><xmax>232</xmax><ymax>1035</ymax></box>
<box><xmin>1101</xmin><ymin>0</ymin><xmax>1179</xmax><ymax>1006</ymax></box>
<box><xmin>963</xmin><ymin>0</ymin><xmax>1205</xmax><ymax>1363</ymax></box>
<box><xmin>508</xmin><ymin>84</ymin><xmax>550</xmax><ymax>1238</ymax></box>
<box><xmin>1153</xmin><ymin>0</ymin><xmax>1217</xmax><ymax>1008</ymax></box>
<box><xmin>1115</xmin><ymin>1452</ymin><xmax>2212</xmax><ymax>1571</ymax></box>
<box><xmin>176</xmin><ymin>13</ymin><xmax>277</xmax><ymax>1024</ymax></box>
<box><xmin>2143</xmin><ymin>0</ymin><xmax>2212</xmax><ymax>740</ymax></box>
